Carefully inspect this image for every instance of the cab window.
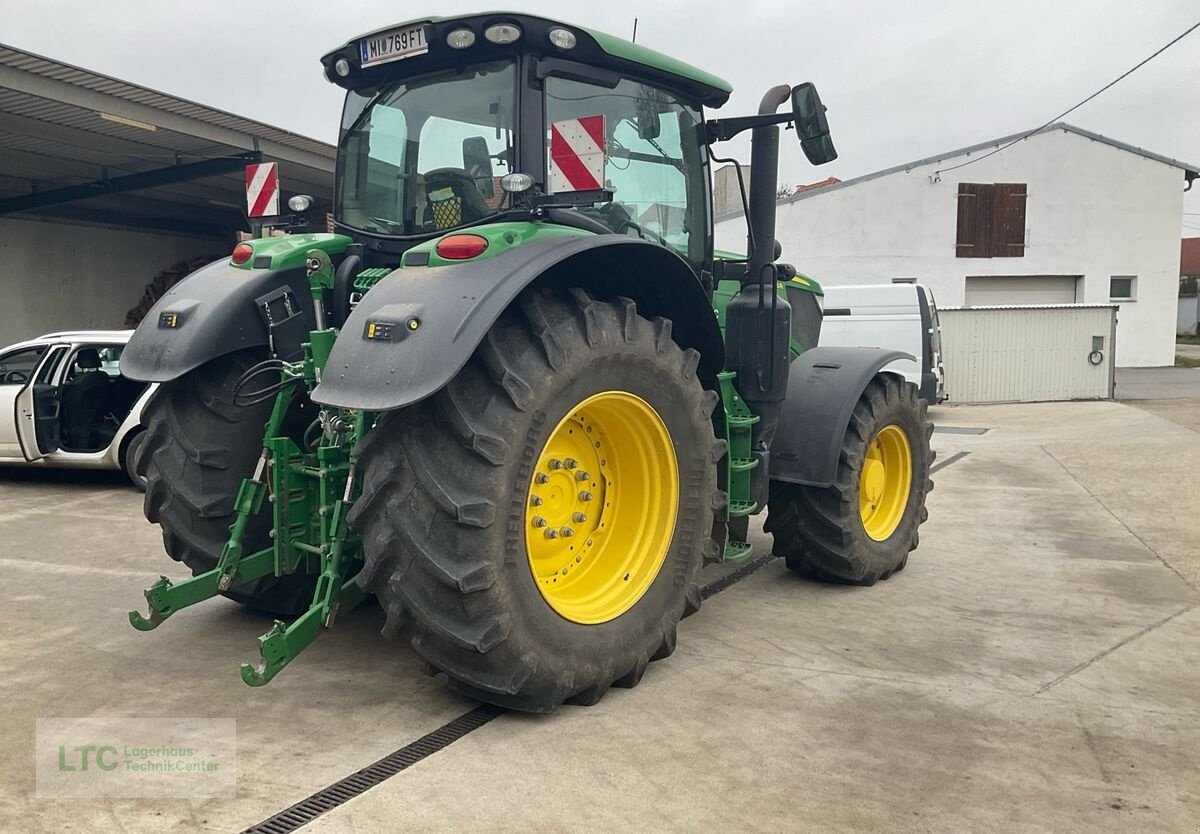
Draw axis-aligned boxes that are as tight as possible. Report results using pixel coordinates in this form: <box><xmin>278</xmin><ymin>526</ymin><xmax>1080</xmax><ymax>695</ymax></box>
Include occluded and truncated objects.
<box><xmin>337</xmin><ymin>61</ymin><xmax>515</xmax><ymax>236</ymax></box>
<box><xmin>544</xmin><ymin>76</ymin><xmax>708</xmax><ymax>270</ymax></box>
<box><xmin>0</xmin><ymin>346</ymin><xmax>47</xmax><ymax>386</ymax></box>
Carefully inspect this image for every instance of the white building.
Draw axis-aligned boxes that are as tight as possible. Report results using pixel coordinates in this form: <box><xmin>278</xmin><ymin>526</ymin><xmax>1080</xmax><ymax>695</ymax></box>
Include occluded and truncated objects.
<box><xmin>715</xmin><ymin>123</ymin><xmax>1198</xmax><ymax>367</ymax></box>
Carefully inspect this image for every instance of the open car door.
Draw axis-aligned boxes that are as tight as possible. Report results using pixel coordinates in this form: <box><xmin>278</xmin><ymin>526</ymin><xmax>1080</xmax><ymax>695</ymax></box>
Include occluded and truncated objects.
<box><xmin>15</xmin><ymin>344</ymin><xmax>69</xmax><ymax>461</ymax></box>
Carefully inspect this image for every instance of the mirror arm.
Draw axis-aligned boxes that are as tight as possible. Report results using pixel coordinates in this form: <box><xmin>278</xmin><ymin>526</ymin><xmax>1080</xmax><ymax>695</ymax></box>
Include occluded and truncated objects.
<box><xmin>705</xmin><ymin>112</ymin><xmax>794</xmax><ymax>144</ymax></box>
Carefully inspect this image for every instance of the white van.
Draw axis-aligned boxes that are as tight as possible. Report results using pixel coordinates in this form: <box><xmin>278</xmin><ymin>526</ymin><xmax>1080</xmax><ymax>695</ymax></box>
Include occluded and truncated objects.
<box><xmin>817</xmin><ymin>283</ymin><xmax>947</xmax><ymax>403</ymax></box>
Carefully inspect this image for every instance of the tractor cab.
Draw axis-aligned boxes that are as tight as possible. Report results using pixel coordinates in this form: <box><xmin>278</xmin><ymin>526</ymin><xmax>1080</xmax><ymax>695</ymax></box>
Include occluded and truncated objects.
<box><xmin>322</xmin><ymin>13</ymin><xmax>730</xmax><ymax>273</ymax></box>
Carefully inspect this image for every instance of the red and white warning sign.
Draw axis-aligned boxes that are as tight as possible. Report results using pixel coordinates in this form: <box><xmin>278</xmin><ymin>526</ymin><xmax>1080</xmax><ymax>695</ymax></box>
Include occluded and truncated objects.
<box><xmin>549</xmin><ymin>115</ymin><xmax>606</xmax><ymax>193</ymax></box>
<box><xmin>245</xmin><ymin>162</ymin><xmax>280</xmax><ymax>218</ymax></box>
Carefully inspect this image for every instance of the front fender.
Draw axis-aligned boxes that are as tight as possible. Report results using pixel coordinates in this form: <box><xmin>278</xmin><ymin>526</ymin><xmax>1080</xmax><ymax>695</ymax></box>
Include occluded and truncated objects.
<box><xmin>770</xmin><ymin>346</ymin><xmax>913</xmax><ymax>487</ymax></box>
<box><xmin>312</xmin><ymin>235</ymin><xmax>722</xmax><ymax>411</ymax></box>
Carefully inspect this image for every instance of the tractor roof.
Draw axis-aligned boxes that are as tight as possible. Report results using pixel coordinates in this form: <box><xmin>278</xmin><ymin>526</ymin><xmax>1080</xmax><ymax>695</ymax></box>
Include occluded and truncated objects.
<box><xmin>321</xmin><ymin>12</ymin><xmax>733</xmax><ymax>108</ymax></box>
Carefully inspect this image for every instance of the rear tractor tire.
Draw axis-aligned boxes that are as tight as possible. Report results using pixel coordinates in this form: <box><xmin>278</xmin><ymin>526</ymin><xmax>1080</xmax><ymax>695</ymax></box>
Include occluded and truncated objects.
<box><xmin>137</xmin><ymin>350</ymin><xmax>318</xmax><ymax>615</ymax></box>
<box><xmin>765</xmin><ymin>374</ymin><xmax>933</xmax><ymax>585</ymax></box>
<box><xmin>348</xmin><ymin>289</ymin><xmax>722</xmax><ymax>712</ymax></box>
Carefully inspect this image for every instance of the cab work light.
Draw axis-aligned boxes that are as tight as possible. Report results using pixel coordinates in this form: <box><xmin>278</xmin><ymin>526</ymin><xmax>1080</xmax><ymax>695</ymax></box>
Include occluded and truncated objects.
<box><xmin>484</xmin><ymin>23</ymin><xmax>521</xmax><ymax>44</ymax></box>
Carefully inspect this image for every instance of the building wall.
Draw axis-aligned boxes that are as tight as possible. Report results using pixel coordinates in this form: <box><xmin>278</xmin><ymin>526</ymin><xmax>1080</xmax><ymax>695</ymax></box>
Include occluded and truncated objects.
<box><xmin>712</xmin><ymin>164</ymin><xmax>751</xmax><ymax>222</ymax></box>
<box><xmin>715</xmin><ymin>129</ymin><xmax>1185</xmax><ymax>366</ymax></box>
<box><xmin>0</xmin><ymin>217</ymin><xmax>224</xmax><ymax>345</ymax></box>
<box><xmin>1179</xmin><ymin>294</ymin><xmax>1199</xmax><ymax>337</ymax></box>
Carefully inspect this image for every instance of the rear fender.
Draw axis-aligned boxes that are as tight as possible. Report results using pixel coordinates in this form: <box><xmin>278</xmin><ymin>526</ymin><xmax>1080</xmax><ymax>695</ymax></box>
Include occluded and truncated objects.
<box><xmin>311</xmin><ymin>235</ymin><xmax>723</xmax><ymax>411</ymax></box>
<box><xmin>120</xmin><ymin>260</ymin><xmax>313</xmax><ymax>382</ymax></box>
<box><xmin>769</xmin><ymin>346</ymin><xmax>913</xmax><ymax>487</ymax></box>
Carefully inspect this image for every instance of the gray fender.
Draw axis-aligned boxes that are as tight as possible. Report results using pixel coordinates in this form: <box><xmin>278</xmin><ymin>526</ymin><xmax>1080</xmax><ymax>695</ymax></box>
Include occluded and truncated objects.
<box><xmin>120</xmin><ymin>259</ymin><xmax>312</xmax><ymax>382</ymax></box>
<box><xmin>311</xmin><ymin>235</ymin><xmax>722</xmax><ymax>411</ymax></box>
<box><xmin>769</xmin><ymin>346</ymin><xmax>913</xmax><ymax>488</ymax></box>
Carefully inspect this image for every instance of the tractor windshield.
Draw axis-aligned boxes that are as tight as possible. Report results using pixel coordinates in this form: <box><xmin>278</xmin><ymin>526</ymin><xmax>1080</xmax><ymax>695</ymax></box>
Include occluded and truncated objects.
<box><xmin>336</xmin><ymin>60</ymin><xmax>515</xmax><ymax>236</ymax></box>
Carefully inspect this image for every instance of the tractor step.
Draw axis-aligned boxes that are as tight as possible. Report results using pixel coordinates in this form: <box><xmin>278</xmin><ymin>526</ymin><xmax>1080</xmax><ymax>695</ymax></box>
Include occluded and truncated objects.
<box><xmin>723</xmin><ymin>539</ymin><xmax>754</xmax><ymax>563</ymax></box>
<box><xmin>729</xmin><ymin>456</ymin><xmax>758</xmax><ymax>472</ymax></box>
<box><xmin>728</xmin><ymin>499</ymin><xmax>757</xmax><ymax>516</ymax></box>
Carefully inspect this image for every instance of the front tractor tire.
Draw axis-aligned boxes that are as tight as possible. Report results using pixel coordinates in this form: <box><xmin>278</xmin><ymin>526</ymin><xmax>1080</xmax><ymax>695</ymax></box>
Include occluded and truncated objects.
<box><xmin>348</xmin><ymin>290</ymin><xmax>721</xmax><ymax>712</ymax></box>
<box><xmin>766</xmin><ymin>374</ymin><xmax>933</xmax><ymax>585</ymax></box>
<box><xmin>137</xmin><ymin>350</ymin><xmax>317</xmax><ymax>615</ymax></box>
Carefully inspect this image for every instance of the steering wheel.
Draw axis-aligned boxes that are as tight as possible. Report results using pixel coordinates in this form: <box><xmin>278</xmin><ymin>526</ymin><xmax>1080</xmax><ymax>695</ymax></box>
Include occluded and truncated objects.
<box><xmin>2</xmin><ymin>370</ymin><xmax>28</xmax><ymax>385</ymax></box>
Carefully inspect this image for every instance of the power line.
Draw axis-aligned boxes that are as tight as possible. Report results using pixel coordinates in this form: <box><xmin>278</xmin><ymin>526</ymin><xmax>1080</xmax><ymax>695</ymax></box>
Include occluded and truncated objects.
<box><xmin>934</xmin><ymin>19</ymin><xmax>1200</xmax><ymax>178</ymax></box>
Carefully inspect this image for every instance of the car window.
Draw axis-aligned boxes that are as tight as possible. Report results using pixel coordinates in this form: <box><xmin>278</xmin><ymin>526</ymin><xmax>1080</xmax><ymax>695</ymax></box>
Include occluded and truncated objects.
<box><xmin>0</xmin><ymin>346</ymin><xmax>47</xmax><ymax>385</ymax></box>
<box><xmin>35</xmin><ymin>346</ymin><xmax>69</xmax><ymax>385</ymax></box>
<box><xmin>66</xmin><ymin>345</ymin><xmax>123</xmax><ymax>380</ymax></box>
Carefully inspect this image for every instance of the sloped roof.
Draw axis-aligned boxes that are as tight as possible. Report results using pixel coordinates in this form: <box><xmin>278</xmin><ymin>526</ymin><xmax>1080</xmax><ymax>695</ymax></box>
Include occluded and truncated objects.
<box><xmin>717</xmin><ymin>122</ymin><xmax>1200</xmax><ymax>221</ymax></box>
<box><xmin>0</xmin><ymin>42</ymin><xmax>335</xmax><ymax>236</ymax></box>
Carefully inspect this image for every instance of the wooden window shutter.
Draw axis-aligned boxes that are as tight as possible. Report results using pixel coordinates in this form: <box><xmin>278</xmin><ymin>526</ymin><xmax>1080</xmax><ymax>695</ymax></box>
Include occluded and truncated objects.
<box><xmin>992</xmin><ymin>183</ymin><xmax>1027</xmax><ymax>258</ymax></box>
<box><xmin>956</xmin><ymin>183</ymin><xmax>994</xmax><ymax>258</ymax></box>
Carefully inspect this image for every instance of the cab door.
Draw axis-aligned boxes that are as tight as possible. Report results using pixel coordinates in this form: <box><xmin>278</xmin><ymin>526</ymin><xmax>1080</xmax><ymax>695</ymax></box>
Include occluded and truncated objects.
<box><xmin>15</xmin><ymin>344</ymin><xmax>69</xmax><ymax>461</ymax></box>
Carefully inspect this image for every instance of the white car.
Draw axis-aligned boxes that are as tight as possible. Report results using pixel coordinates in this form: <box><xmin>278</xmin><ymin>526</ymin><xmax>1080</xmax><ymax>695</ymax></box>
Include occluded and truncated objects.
<box><xmin>0</xmin><ymin>330</ymin><xmax>156</xmax><ymax>487</ymax></box>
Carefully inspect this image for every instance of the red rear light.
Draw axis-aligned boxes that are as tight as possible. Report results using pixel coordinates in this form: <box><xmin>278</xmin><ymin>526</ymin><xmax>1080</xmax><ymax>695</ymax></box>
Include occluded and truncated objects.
<box><xmin>435</xmin><ymin>234</ymin><xmax>489</xmax><ymax>260</ymax></box>
<box><xmin>231</xmin><ymin>243</ymin><xmax>254</xmax><ymax>265</ymax></box>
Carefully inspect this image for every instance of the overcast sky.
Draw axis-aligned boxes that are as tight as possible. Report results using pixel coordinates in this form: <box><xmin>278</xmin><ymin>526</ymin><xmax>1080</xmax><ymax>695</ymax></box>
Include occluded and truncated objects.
<box><xmin>5</xmin><ymin>0</ymin><xmax>1199</xmax><ymax>229</ymax></box>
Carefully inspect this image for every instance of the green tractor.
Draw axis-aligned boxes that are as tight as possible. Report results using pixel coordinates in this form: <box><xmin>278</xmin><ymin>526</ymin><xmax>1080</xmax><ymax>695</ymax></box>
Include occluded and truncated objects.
<box><xmin>123</xmin><ymin>12</ymin><xmax>933</xmax><ymax>712</ymax></box>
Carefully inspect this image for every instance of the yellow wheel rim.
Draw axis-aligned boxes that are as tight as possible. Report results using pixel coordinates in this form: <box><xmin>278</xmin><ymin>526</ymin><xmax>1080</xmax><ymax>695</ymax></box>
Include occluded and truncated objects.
<box><xmin>525</xmin><ymin>391</ymin><xmax>679</xmax><ymax>625</ymax></box>
<box><xmin>859</xmin><ymin>424</ymin><xmax>912</xmax><ymax>542</ymax></box>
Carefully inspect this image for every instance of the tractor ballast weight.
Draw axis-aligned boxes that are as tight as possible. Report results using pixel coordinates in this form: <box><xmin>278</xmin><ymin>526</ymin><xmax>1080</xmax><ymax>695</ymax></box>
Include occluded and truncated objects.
<box><xmin>121</xmin><ymin>12</ymin><xmax>933</xmax><ymax>712</ymax></box>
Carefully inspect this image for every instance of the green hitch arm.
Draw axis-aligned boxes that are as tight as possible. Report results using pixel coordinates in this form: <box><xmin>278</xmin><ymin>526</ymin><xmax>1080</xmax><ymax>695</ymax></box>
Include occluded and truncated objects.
<box><xmin>128</xmin><ymin>384</ymin><xmax>296</xmax><ymax>631</ymax></box>
<box><xmin>240</xmin><ymin>467</ymin><xmax>365</xmax><ymax>686</ymax></box>
<box><xmin>239</xmin><ymin>414</ymin><xmax>369</xmax><ymax>685</ymax></box>
<box><xmin>128</xmin><ymin>548</ymin><xmax>277</xmax><ymax>631</ymax></box>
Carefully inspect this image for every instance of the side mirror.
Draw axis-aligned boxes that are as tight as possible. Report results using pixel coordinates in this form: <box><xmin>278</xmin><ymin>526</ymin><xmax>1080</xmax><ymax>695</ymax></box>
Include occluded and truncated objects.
<box><xmin>462</xmin><ymin>136</ymin><xmax>495</xmax><ymax>199</ymax></box>
<box><xmin>635</xmin><ymin>95</ymin><xmax>662</xmax><ymax>140</ymax></box>
<box><xmin>791</xmin><ymin>83</ymin><xmax>838</xmax><ymax>165</ymax></box>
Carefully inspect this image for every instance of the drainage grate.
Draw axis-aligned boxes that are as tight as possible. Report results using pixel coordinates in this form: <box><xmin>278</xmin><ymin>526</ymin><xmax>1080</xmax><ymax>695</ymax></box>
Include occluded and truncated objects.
<box><xmin>701</xmin><ymin>553</ymin><xmax>778</xmax><ymax>600</ymax></box>
<box><xmin>240</xmin><ymin>703</ymin><xmax>505</xmax><ymax>834</ymax></box>
<box><xmin>930</xmin><ymin>450</ymin><xmax>970</xmax><ymax>474</ymax></box>
<box><xmin>933</xmin><ymin>426</ymin><xmax>989</xmax><ymax>435</ymax></box>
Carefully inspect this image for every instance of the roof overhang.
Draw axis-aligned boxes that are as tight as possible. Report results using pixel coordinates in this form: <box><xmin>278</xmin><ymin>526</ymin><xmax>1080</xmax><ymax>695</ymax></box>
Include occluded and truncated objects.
<box><xmin>0</xmin><ymin>43</ymin><xmax>336</xmax><ymax>238</ymax></box>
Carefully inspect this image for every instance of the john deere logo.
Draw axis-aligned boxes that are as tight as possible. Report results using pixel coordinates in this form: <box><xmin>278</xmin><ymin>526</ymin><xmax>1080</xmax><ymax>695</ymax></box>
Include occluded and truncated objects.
<box><xmin>158</xmin><ymin>312</ymin><xmax>181</xmax><ymax>329</ymax></box>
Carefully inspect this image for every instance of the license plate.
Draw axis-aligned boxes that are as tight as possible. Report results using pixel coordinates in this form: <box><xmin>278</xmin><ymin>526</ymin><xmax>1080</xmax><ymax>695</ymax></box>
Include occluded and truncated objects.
<box><xmin>360</xmin><ymin>23</ymin><xmax>429</xmax><ymax>68</ymax></box>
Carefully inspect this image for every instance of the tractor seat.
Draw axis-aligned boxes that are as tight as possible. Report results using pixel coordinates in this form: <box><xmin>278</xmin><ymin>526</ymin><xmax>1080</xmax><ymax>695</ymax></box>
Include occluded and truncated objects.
<box><xmin>422</xmin><ymin>168</ymin><xmax>493</xmax><ymax>230</ymax></box>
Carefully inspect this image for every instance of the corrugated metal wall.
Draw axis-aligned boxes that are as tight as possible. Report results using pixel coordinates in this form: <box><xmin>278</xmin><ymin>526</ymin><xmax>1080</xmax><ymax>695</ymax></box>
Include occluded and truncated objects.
<box><xmin>938</xmin><ymin>305</ymin><xmax>1116</xmax><ymax>403</ymax></box>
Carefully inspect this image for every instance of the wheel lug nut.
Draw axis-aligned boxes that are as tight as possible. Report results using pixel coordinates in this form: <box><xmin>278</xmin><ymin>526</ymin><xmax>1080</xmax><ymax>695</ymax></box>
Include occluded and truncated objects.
<box><xmin>535</xmin><ymin>473</ymin><xmax>550</xmax><ymax>484</ymax></box>
<box><xmin>576</xmin><ymin>471</ymin><xmax>590</xmax><ymax>481</ymax></box>
<box><xmin>573</xmin><ymin>512</ymin><xmax>587</xmax><ymax>523</ymax></box>
<box><xmin>532</xmin><ymin>516</ymin><xmax>547</xmax><ymax>528</ymax></box>
<box><xmin>579</xmin><ymin>491</ymin><xmax>593</xmax><ymax>501</ymax></box>
<box><xmin>530</xmin><ymin>495</ymin><xmax>543</xmax><ymax>507</ymax></box>
<box><xmin>564</xmin><ymin>458</ymin><xmax>578</xmax><ymax>469</ymax></box>
<box><xmin>561</xmin><ymin>527</ymin><xmax>574</xmax><ymax>537</ymax></box>
<box><xmin>549</xmin><ymin>459</ymin><xmax>564</xmax><ymax>470</ymax></box>
<box><xmin>544</xmin><ymin>529</ymin><xmax>559</xmax><ymax>539</ymax></box>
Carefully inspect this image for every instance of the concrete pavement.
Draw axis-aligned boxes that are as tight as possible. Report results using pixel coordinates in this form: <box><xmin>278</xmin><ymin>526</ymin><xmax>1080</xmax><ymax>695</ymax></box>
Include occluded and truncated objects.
<box><xmin>2</xmin><ymin>398</ymin><xmax>1198</xmax><ymax>832</ymax></box>
<box><xmin>1116</xmin><ymin>365</ymin><xmax>1200</xmax><ymax>399</ymax></box>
